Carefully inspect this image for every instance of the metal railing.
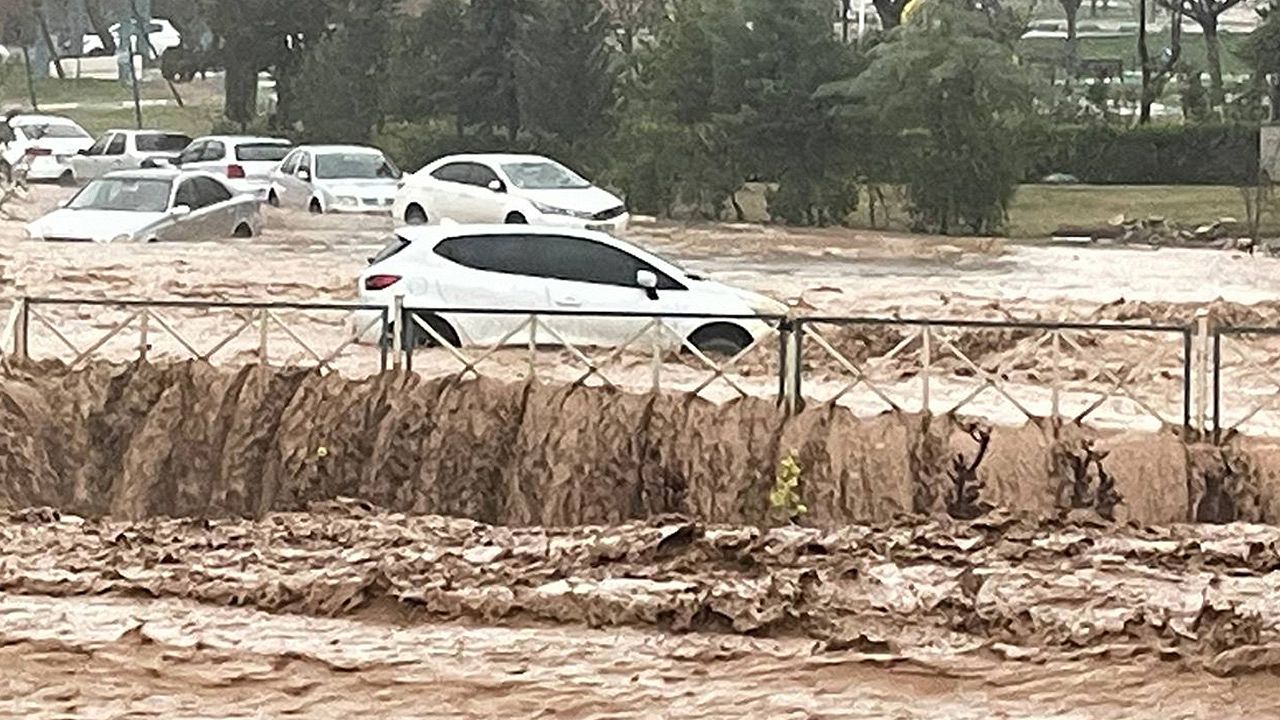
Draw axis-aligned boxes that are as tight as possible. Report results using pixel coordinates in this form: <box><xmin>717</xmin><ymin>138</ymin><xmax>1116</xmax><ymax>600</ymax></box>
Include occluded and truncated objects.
<box><xmin>1213</xmin><ymin>324</ymin><xmax>1280</xmax><ymax>441</ymax></box>
<box><xmin>794</xmin><ymin>316</ymin><xmax>1193</xmax><ymax>436</ymax></box>
<box><xmin>0</xmin><ymin>294</ymin><xmax>1220</xmax><ymax>438</ymax></box>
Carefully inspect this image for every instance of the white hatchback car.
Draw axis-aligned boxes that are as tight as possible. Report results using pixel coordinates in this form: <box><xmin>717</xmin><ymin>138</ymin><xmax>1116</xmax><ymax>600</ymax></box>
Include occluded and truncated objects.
<box><xmin>70</xmin><ymin>129</ymin><xmax>192</xmax><ymax>182</ymax></box>
<box><xmin>268</xmin><ymin>145</ymin><xmax>402</xmax><ymax>214</ymax></box>
<box><xmin>173</xmin><ymin>135</ymin><xmax>293</xmax><ymax>200</ymax></box>
<box><xmin>1</xmin><ymin>114</ymin><xmax>95</xmax><ymax>183</ymax></box>
<box><xmin>355</xmin><ymin>225</ymin><xmax>784</xmax><ymax>354</ymax></box>
<box><xmin>392</xmin><ymin>153</ymin><xmax>628</xmax><ymax>233</ymax></box>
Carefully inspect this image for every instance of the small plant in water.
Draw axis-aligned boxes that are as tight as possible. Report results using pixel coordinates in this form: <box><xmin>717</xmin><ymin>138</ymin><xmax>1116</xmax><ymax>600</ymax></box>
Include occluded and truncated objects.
<box><xmin>770</xmin><ymin>452</ymin><xmax>807</xmax><ymax>525</ymax></box>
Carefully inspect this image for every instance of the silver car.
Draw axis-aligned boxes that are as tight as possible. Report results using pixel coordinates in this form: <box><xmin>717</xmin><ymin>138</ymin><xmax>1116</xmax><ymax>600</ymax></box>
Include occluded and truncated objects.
<box><xmin>70</xmin><ymin>129</ymin><xmax>193</xmax><ymax>182</ymax></box>
<box><xmin>25</xmin><ymin>168</ymin><xmax>262</xmax><ymax>243</ymax></box>
<box><xmin>268</xmin><ymin>144</ymin><xmax>402</xmax><ymax>214</ymax></box>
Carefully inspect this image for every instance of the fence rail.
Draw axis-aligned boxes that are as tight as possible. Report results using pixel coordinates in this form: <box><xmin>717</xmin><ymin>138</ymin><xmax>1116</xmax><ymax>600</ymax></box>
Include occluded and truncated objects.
<box><xmin>15</xmin><ymin>293</ymin><xmax>1280</xmax><ymax>440</ymax></box>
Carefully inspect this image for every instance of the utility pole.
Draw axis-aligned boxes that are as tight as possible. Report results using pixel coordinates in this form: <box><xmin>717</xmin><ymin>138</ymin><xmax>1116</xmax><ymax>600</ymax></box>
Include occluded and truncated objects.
<box><xmin>21</xmin><ymin>48</ymin><xmax>38</xmax><ymax>110</ymax></box>
<box><xmin>842</xmin><ymin>0</ymin><xmax>850</xmax><ymax>41</ymax></box>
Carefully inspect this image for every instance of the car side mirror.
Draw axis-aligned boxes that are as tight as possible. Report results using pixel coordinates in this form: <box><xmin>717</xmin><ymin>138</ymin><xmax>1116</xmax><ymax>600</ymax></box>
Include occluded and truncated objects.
<box><xmin>77</xmin><ymin>148</ymin><xmax>88</xmax><ymax>155</ymax></box>
<box><xmin>297</xmin><ymin>168</ymin><xmax>311</xmax><ymax>182</ymax></box>
<box><xmin>487</xmin><ymin>179</ymin><xmax>504</xmax><ymax>193</ymax></box>
<box><xmin>636</xmin><ymin>270</ymin><xmax>659</xmax><ymax>300</ymax></box>
<box><xmin>170</xmin><ymin>204</ymin><xmax>191</xmax><ymax>217</ymax></box>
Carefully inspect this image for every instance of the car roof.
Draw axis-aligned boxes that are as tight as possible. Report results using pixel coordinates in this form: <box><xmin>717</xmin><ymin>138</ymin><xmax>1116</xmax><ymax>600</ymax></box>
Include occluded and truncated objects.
<box><xmin>295</xmin><ymin>144</ymin><xmax>383</xmax><ymax>155</ymax></box>
<box><xmin>8</xmin><ymin>114</ymin><xmax>80</xmax><ymax>125</ymax></box>
<box><xmin>99</xmin><ymin>168</ymin><xmax>219</xmax><ymax>182</ymax></box>
<box><xmin>104</xmin><ymin>128</ymin><xmax>191</xmax><ymax>136</ymax></box>
<box><xmin>391</xmin><ymin>224</ymin><xmax>672</xmax><ymax>269</ymax></box>
<box><xmin>193</xmin><ymin>135</ymin><xmax>291</xmax><ymax>145</ymax></box>
<box><xmin>433</xmin><ymin>153</ymin><xmax>554</xmax><ymax>165</ymax></box>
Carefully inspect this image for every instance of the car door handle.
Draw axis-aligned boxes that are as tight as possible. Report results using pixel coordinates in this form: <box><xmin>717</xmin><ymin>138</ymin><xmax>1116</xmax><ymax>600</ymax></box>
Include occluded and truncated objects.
<box><xmin>556</xmin><ymin>296</ymin><xmax>581</xmax><ymax>307</ymax></box>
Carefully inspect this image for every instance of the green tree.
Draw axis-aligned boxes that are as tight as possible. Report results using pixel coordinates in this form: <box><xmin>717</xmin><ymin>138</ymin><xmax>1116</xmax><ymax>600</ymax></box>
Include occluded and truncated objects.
<box><xmin>458</xmin><ymin>0</ymin><xmax>528</xmax><ymax>141</ymax></box>
<box><xmin>383</xmin><ymin>0</ymin><xmax>470</xmax><ymax>129</ymax></box>
<box><xmin>1243</xmin><ymin>3</ymin><xmax>1280</xmax><ymax>121</ymax></box>
<box><xmin>292</xmin><ymin>3</ymin><xmax>391</xmax><ymax>142</ymax></box>
<box><xmin>517</xmin><ymin>0</ymin><xmax>616</xmax><ymax>158</ymax></box>
<box><xmin>1156</xmin><ymin>0</ymin><xmax>1243</xmax><ymax>107</ymax></box>
<box><xmin>823</xmin><ymin>1</ymin><xmax>1032</xmax><ymax>234</ymax></box>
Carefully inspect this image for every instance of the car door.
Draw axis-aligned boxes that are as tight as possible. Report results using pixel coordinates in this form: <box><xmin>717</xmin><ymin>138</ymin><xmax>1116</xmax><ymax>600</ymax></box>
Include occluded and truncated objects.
<box><xmin>272</xmin><ymin>150</ymin><xmax>300</xmax><ymax>205</ymax></box>
<box><xmin>71</xmin><ymin>132</ymin><xmax>113</xmax><ymax>180</ymax></box>
<box><xmin>175</xmin><ymin>140</ymin><xmax>205</xmax><ymax>171</ymax></box>
<box><xmin>457</xmin><ymin>163</ymin><xmax>507</xmax><ymax>222</ymax></box>
<box><xmin>429</xmin><ymin>234</ymin><xmax>553</xmax><ymax>346</ymax></box>
<box><xmin>199</xmin><ymin>140</ymin><xmax>227</xmax><ymax>175</ymax></box>
<box><xmin>424</xmin><ymin>162</ymin><xmax>475</xmax><ymax>222</ymax></box>
<box><xmin>158</xmin><ymin>177</ymin><xmax>218</xmax><ymax>240</ymax></box>
<box><xmin>190</xmin><ymin>176</ymin><xmax>238</xmax><ymax>237</ymax></box>
<box><xmin>280</xmin><ymin>150</ymin><xmax>312</xmax><ymax>208</ymax></box>
<box><xmin>98</xmin><ymin>132</ymin><xmax>128</xmax><ymax>175</ymax></box>
<box><xmin>537</xmin><ymin>235</ymin><xmax>688</xmax><ymax>349</ymax></box>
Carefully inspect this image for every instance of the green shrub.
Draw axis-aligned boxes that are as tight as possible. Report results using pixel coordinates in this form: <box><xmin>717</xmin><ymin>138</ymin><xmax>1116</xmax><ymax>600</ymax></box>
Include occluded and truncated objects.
<box><xmin>1025</xmin><ymin>123</ymin><xmax>1260</xmax><ymax>185</ymax></box>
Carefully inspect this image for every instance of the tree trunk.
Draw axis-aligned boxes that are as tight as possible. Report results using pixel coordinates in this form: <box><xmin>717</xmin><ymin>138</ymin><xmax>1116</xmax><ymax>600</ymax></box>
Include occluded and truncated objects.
<box><xmin>1139</xmin><ymin>0</ymin><xmax>1152</xmax><ymax>123</ymax></box>
<box><xmin>1202</xmin><ymin>15</ymin><xmax>1224</xmax><ymax>108</ymax></box>
<box><xmin>83</xmin><ymin>0</ymin><xmax>116</xmax><ymax>55</ymax></box>
<box><xmin>1064</xmin><ymin>1</ymin><xmax>1080</xmax><ymax>72</ymax></box>
<box><xmin>223</xmin><ymin>59</ymin><xmax>258</xmax><ymax>126</ymax></box>
<box><xmin>872</xmin><ymin>0</ymin><xmax>903</xmax><ymax>30</ymax></box>
<box><xmin>35</xmin><ymin>6</ymin><xmax>66</xmax><ymax>79</ymax></box>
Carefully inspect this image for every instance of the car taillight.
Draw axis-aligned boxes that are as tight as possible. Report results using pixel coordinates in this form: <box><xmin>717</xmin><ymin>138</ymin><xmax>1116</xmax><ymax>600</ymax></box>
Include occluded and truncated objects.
<box><xmin>364</xmin><ymin>274</ymin><xmax>401</xmax><ymax>291</ymax></box>
<box><xmin>24</xmin><ymin>148</ymin><xmax>51</xmax><ymax>157</ymax></box>
<box><xmin>227</xmin><ymin>164</ymin><xmax>246</xmax><ymax>179</ymax></box>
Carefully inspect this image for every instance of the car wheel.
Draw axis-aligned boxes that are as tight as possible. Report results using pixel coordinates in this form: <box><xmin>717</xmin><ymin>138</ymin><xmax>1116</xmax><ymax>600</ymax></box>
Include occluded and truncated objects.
<box><xmin>688</xmin><ymin>323</ymin><xmax>752</xmax><ymax>357</ymax></box>
<box><xmin>397</xmin><ymin>312</ymin><xmax>460</xmax><ymax>349</ymax></box>
<box><xmin>505</xmin><ymin>212</ymin><xmax>527</xmax><ymax>224</ymax></box>
<box><xmin>232</xmin><ymin>223</ymin><xmax>253</xmax><ymax>238</ymax></box>
<box><xmin>309</xmin><ymin>198</ymin><xmax>323</xmax><ymax>214</ymax></box>
<box><xmin>405</xmin><ymin>204</ymin><xmax>428</xmax><ymax>225</ymax></box>
<box><xmin>267</xmin><ymin>190</ymin><xmax>280</xmax><ymax>207</ymax></box>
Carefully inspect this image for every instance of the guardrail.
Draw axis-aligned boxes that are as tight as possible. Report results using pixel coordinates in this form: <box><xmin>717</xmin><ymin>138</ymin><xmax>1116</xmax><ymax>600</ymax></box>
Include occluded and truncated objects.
<box><xmin>1213</xmin><ymin>324</ymin><xmax>1280</xmax><ymax>441</ymax></box>
<box><xmin>0</xmin><ymin>294</ymin><xmax>1226</xmax><ymax>438</ymax></box>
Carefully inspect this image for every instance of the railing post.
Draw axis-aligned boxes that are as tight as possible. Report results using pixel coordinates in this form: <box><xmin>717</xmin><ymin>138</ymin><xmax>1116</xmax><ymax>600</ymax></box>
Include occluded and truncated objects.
<box><xmin>529</xmin><ymin>315</ymin><xmax>538</xmax><ymax>381</ymax></box>
<box><xmin>1194</xmin><ymin>310</ymin><xmax>1211</xmax><ymax>438</ymax></box>
<box><xmin>921</xmin><ymin>323</ymin><xmax>932</xmax><ymax>415</ymax></box>
<box><xmin>391</xmin><ymin>295</ymin><xmax>404</xmax><ymax>371</ymax></box>
<box><xmin>137</xmin><ymin>310</ymin><xmax>149</xmax><ymax>362</ymax></box>
<box><xmin>13</xmin><ymin>297</ymin><xmax>28</xmax><ymax>362</ymax></box>
<box><xmin>378</xmin><ymin>308</ymin><xmax>389</xmax><ymax>373</ymax></box>
<box><xmin>782</xmin><ymin>319</ymin><xmax>802</xmax><ymax>416</ymax></box>
<box><xmin>651</xmin><ymin>318</ymin><xmax>662</xmax><ymax>392</ymax></box>
<box><xmin>1211</xmin><ymin>329</ymin><xmax>1221</xmax><ymax>444</ymax></box>
<box><xmin>258</xmin><ymin>308</ymin><xmax>269</xmax><ymax>365</ymax></box>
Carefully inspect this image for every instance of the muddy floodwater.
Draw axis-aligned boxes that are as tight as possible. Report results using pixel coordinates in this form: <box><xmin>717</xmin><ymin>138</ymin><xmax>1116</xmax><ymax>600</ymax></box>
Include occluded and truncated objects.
<box><xmin>3</xmin><ymin>186</ymin><xmax>1280</xmax><ymax>717</ymax></box>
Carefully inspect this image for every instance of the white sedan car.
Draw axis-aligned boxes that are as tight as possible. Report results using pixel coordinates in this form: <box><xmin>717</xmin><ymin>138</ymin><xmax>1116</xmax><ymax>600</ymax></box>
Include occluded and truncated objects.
<box><xmin>354</xmin><ymin>225</ymin><xmax>785</xmax><ymax>355</ymax></box>
<box><xmin>70</xmin><ymin>129</ymin><xmax>192</xmax><ymax>182</ymax></box>
<box><xmin>392</xmin><ymin>153</ymin><xmax>629</xmax><ymax>233</ymax></box>
<box><xmin>268</xmin><ymin>145</ymin><xmax>402</xmax><ymax>214</ymax></box>
<box><xmin>173</xmin><ymin>135</ymin><xmax>293</xmax><ymax>201</ymax></box>
<box><xmin>26</xmin><ymin>169</ymin><xmax>261</xmax><ymax>243</ymax></box>
<box><xmin>1</xmin><ymin>114</ymin><xmax>95</xmax><ymax>183</ymax></box>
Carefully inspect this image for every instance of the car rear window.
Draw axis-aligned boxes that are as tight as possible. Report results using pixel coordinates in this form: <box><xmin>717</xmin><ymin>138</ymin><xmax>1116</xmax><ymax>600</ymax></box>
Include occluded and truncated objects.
<box><xmin>370</xmin><ymin>235</ymin><xmax>411</xmax><ymax>265</ymax></box>
<box><xmin>136</xmin><ymin>133</ymin><xmax>191</xmax><ymax>153</ymax></box>
<box><xmin>16</xmin><ymin>123</ymin><xmax>90</xmax><ymax>140</ymax></box>
<box><xmin>235</xmin><ymin>143</ymin><xmax>291</xmax><ymax>162</ymax></box>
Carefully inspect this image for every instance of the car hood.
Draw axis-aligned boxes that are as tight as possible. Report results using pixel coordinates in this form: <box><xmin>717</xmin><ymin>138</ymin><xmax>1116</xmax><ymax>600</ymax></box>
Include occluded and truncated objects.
<box><xmin>515</xmin><ymin>186</ymin><xmax>623</xmax><ymax>213</ymax></box>
<box><xmin>27</xmin><ymin>208</ymin><xmax>166</xmax><ymax>242</ymax></box>
<box><xmin>316</xmin><ymin>178</ymin><xmax>399</xmax><ymax>196</ymax></box>
<box><xmin>692</xmin><ymin>278</ymin><xmax>788</xmax><ymax>315</ymax></box>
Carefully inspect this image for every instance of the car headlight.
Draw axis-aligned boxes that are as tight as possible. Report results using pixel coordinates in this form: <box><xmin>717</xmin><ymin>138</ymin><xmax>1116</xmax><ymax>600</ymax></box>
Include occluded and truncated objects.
<box><xmin>336</xmin><ymin>196</ymin><xmax>358</xmax><ymax>206</ymax></box>
<box><xmin>531</xmin><ymin>201</ymin><xmax>594</xmax><ymax>220</ymax></box>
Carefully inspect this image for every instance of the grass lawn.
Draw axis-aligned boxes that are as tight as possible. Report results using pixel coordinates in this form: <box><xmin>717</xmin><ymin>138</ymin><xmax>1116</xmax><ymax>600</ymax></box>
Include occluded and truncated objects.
<box><xmin>1006</xmin><ymin>184</ymin><xmax>1273</xmax><ymax>238</ymax></box>
<box><xmin>1019</xmin><ymin>33</ymin><xmax>1251</xmax><ymax>77</ymax></box>
<box><xmin>65</xmin><ymin>103</ymin><xmax>221</xmax><ymax>137</ymax></box>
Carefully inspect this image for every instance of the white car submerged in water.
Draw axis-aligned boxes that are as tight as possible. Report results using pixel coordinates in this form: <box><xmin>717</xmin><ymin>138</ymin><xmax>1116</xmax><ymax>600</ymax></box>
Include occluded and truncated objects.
<box><xmin>354</xmin><ymin>225</ymin><xmax>784</xmax><ymax>354</ymax></box>
<box><xmin>392</xmin><ymin>153</ymin><xmax>629</xmax><ymax>233</ymax></box>
<box><xmin>267</xmin><ymin>145</ymin><xmax>402</xmax><ymax>214</ymax></box>
<box><xmin>26</xmin><ymin>169</ymin><xmax>261</xmax><ymax>243</ymax></box>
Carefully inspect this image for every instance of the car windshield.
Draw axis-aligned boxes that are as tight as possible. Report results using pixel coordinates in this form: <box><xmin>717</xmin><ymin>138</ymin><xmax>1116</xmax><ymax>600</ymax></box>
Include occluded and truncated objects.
<box><xmin>136</xmin><ymin>133</ymin><xmax>191</xmax><ymax>153</ymax></box>
<box><xmin>235</xmin><ymin>143</ymin><xmax>291</xmax><ymax>162</ymax></box>
<box><xmin>68</xmin><ymin>177</ymin><xmax>172</xmax><ymax>212</ymax></box>
<box><xmin>315</xmin><ymin>152</ymin><xmax>401</xmax><ymax>180</ymax></box>
<box><xmin>16</xmin><ymin>122</ymin><xmax>90</xmax><ymax>140</ymax></box>
<box><xmin>500</xmin><ymin>161</ymin><xmax>590</xmax><ymax>190</ymax></box>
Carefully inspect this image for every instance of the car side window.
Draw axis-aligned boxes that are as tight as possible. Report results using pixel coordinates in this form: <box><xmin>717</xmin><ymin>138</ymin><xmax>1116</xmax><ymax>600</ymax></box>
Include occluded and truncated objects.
<box><xmin>430</xmin><ymin>163</ymin><xmax>470</xmax><ymax>184</ymax></box>
<box><xmin>201</xmin><ymin>141</ymin><xmax>225</xmax><ymax>162</ymax></box>
<box><xmin>173</xmin><ymin>179</ymin><xmax>199</xmax><ymax>208</ymax></box>
<box><xmin>86</xmin><ymin>134</ymin><xmax>112</xmax><ymax>156</ymax></box>
<box><xmin>192</xmin><ymin>176</ymin><xmax>233</xmax><ymax>206</ymax></box>
<box><xmin>105</xmin><ymin>133</ymin><xmax>126</xmax><ymax>156</ymax></box>
<box><xmin>435</xmin><ymin>235</ymin><xmax>682</xmax><ymax>289</ymax></box>
<box><xmin>279</xmin><ymin>152</ymin><xmax>299</xmax><ymax>175</ymax></box>
<box><xmin>177</xmin><ymin>141</ymin><xmax>204</xmax><ymax>165</ymax></box>
<box><xmin>466</xmin><ymin>163</ymin><xmax>500</xmax><ymax>188</ymax></box>
<box><xmin>296</xmin><ymin>152</ymin><xmax>312</xmax><ymax>174</ymax></box>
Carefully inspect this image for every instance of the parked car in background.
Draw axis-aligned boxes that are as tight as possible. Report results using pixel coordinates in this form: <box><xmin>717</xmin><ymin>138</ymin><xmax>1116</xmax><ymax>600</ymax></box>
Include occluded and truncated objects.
<box><xmin>268</xmin><ymin>145</ymin><xmax>402</xmax><ymax>214</ymax></box>
<box><xmin>173</xmin><ymin>135</ymin><xmax>292</xmax><ymax>201</ymax></box>
<box><xmin>393</xmin><ymin>153</ymin><xmax>628</xmax><ymax>233</ymax></box>
<box><xmin>354</xmin><ymin>225</ymin><xmax>784</xmax><ymax>355</ymax></box>
<box><xmin>1</xmin><ymin>114</ymin><xmax>94</xmax><ymax>184</ymax></box>
<box><xmin>25</xmin><ymin>168</ymin><xmax>260</xmax><ymax>243</ymax></box>
<box><xmin>82</xmin><ymin>19</ymin><xmax>182</xmax><ymax>57</ymax></box>
<box><xmin>70</xmin><ymin>129</ymin><xmax>192</xmax><ymax>182</ymax></box>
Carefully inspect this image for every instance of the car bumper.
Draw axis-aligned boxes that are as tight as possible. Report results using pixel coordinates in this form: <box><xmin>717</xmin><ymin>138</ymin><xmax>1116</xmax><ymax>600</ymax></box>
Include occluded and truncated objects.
<box><xmin>328</xmin><ymin>198</ymin><xmax>395</xmax><ymax>215</ymax></box>
<box><xmin>24</xmin><ymin>155</ymin><xmax>73</xmax><ymax>181</ymax></box>
<box><xmin>534</xmin><ymin>212</ymin><xmax>630</xmax><ymax>234</ymax></box>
